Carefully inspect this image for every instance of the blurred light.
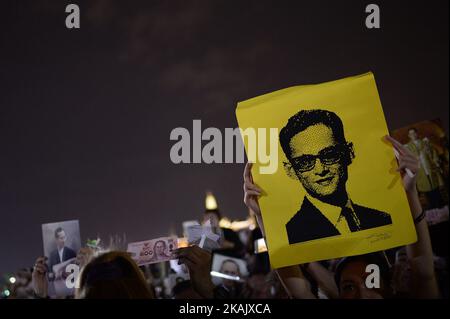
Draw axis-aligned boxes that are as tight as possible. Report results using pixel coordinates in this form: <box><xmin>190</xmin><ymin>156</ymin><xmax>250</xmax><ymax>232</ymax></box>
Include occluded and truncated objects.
<box><xmin>205</xmin><ymin>192</ymin><xmax>218</xmax><ymax>210</ymax></box>
<box><xmin>9</xmin><ymin>277</ymin><xmax>16</xmax><ymax>284</ymax></box>
<box><xmin>254</xmin><ymin>238</ymin><xmax>268</xmax><ymax>254</ymax></box>
<box><xmin>3</xmin><ymin>289</ymin><xmax>10</xmax><ymax>297</ymax></box>
<box><xmin>219</xmin><ymin>217</ymin><xmax>232</xmax><ymax>229</ymax></box>
<box><xmin>230</xmin><ymin>220</ymin><xmax>252</xmax><ymax>231</ymax></box>
<box><xmin>210</xmin><ymin>271</ymin><xmax>243</xmax><ymax>282</ymax></box>
<box><xmin>220</xmin><ymin>216</ymin><xmax>257</xmax><ymax>231</ymax></box>
<box><xmin>177</xmin><ymin>237</ymin><xmax>189</xmax><ymax>248</ymax></box>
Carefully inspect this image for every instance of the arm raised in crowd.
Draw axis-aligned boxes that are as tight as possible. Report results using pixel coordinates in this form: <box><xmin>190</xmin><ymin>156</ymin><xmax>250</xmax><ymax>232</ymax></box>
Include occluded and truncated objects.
<box><xmin>386</xmin><ymin>136</ymin><xmax>440</xmax><ymax>298</ymax></box>
<box><xmin>303</xmin><ymin>262</ymin><xmax>339</xmax><ymax>299</ymax></box>
<box><xmin>175</xmin><ymin>245</ymin><xmax>216</xmax><ymax>298</ymax></box>
<box><xmin>31</xmin><ymin>256</ymin><xmax>49</xmax><ymax>299</ymax></box>
<box><xmin>243</xmin><ymin>162</ymin><xmax>316</xmax><ymax>299</ymax></box>
<box><xmin>243</xmin><ymin>138</ymin><xmax>441</xmax><ymax>300</ymax></box>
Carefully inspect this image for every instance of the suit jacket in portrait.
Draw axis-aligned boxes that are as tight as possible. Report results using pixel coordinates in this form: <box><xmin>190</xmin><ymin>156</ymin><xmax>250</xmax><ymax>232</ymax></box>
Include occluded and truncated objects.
<box><xmin>49</xmin><ymin>246</ymin><xmax>77</xmax><ymax>271</ymax></box>
<box><xmin>286</xmin><ymin>197</ymin><xmax>392</xmax><ymax>244</ymax></box>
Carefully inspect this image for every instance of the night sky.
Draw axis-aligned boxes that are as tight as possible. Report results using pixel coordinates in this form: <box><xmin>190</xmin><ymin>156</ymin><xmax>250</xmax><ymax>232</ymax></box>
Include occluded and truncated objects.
<box><xmin>0</xmin><ymin>0</ymin><xmax>448</xmax><ymax>275</ymax></box>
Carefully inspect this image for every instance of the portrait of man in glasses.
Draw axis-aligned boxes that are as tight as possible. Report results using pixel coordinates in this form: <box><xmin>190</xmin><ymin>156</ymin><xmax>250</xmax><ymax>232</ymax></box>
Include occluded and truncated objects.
<box><xmin>280</xmin><ymin>109</ymin><xmax>392</xmax><ymax>244</ymax></box>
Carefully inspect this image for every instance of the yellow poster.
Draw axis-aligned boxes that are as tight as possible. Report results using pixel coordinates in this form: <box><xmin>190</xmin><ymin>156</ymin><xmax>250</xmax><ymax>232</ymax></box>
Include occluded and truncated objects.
<box><xmin>236</xmin><ymin>72</ymin><xmax>417</xmax><ymax>268</ymax></box>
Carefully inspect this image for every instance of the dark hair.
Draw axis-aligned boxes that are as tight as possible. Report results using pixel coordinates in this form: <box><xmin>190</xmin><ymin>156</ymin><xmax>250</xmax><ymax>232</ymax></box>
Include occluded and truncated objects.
<box><xmin>54</xmin><ymin>227</ymin><xmax>64</xmax><ymax>238</ymax></box>
<box><xmin>334</xmin><ymin>252</ymin><xmax>391</xmax><ymax>293</ymax></box>
<box><xmin>204</xmin><ymin>208</ymin><xmax>222</xmax><ymax>220</ymax></box>
<box><xmin>77</xmin><ymin>251</ymin><xmax>154</xmax><ymax>299</ymax></box>
<box><xmin>279</xmin><ymin>109</ymin><xmax>347</xmax><ymax>158</ymax></box>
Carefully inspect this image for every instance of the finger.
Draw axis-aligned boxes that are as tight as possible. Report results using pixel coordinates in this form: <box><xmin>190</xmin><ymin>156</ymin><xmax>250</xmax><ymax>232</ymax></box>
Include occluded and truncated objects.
<box><xmin>403</xmin><ymin>155</ymin><xmax>420</xmax><ymax>166</ymax></box>
<box><xmin>399</xmin><ymin>157</ymin><xmax>419</xmax><ymax>169</ymax></box>
<box><xmin>400</xmin><ymin>150</ymin><xmax>415</xmax><ymax>160</ymax></box>
<box><xmin>398</xmin><ymin>155</ymin><xmax>416</xmax><ymax>163</ymax></box>
<box><xmin>392</xmin><ymin>144</ymin><xmax>407</xmax><ymax>158</ymax></box>
<box><xmin>34</xmin><ymin>265</ymin><xmax>47</xmax><ymax>274</ymax></box>
<box><xmin>403</xmin><ymin>165</ymin><xmax>419</xmax><ymax>176</ymax></box>
<box><xmin>188</xmin><ymin>245</ymin><xmax>205</xmax><ymax>259</ymax></box>
<box><xmin>244</xmin><ymin>187</ymin><xmax>261</xmax><ymax>199</ymax></box>
<box><xmin>244</xmin><ymin>181</ymin><xmax>261</xmax><ymax>193</ymax></box>
<box><xmin>34</xmin><ymin>266</ymin><xmax>45</xmax><ymax>274</ymax></box>
<box><xmin>386</xmin><ymin>137</ymin><xmax>408</xmax><ymax>157</ymax></box>
<box><xmin>176</xmin><ymin>248</ymin><xmax>201</xmax><ymax>264</ymax></box>
<box><xmin>397</xmin><ymin>148</ymin><xmax>418</xmax><ymax>159</ymax></box>
<box><xmin>396</xmin><ymin>166</ymin><xmax>415</xmax><ymax>178</ymax></box>
<box><xmin>192</xmin><ymin>249</ymin><xmax>211</xmax><ymax>264</ymax></box>
<box><xmin>385</xmin><ymin>135</ymin><xmax>405</xmax><ymax>150</ymax></box>
<box><xmin>174</xmin><ymin>247</ymin><xmax>185</xmax><ymax>254</ymax></box>
<box><xmin>398</xmin><ymin>142</ymin><xmax>416</xmax><ymax>156</ymax></box>
<box><xmin>245</xmin><ymin>190</ymin><xmax>261</xmax><ymax>197</ymax></box>
<box><xmin>178</xmin><ymin>254</ymin><xmax>199</xmax><ymax>268</ymax></box>
<box><xmin>191</xmin><ymin>245</ymin><xmax>212</xmax><ymax>263</ymax></box>
<box><xmin>397</xmin><ymin>163</ymin><xmax>416</xmax><ymax>174</ymax></box>
<box><xmin>174</xmin><ymin>248</ymin><xmax>189</xmax><ymax>259</ymax></box>
<box><xmin>179</xmin><ymin>257</ymin><xmax>195</xmax><ymax>271</ymax></box>
<box><xmin>401</xmin><ymin>158</ymin><xmax>419</xmax><ymax>168</ymax></box>
<box><xmin>243</xmin><ymin>162</ymin><xmax>253</xmax><ymax>182</ymax></box>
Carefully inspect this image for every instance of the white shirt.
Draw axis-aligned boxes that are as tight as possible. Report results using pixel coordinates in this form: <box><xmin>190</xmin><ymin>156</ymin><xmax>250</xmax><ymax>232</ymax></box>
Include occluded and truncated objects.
<box><xmin>58</xmin><ymin>247</ymin><xmax>64</xmax><ymax>263</ymax></box>
<box><xmin>306</xmin><ymin>195</ymin><xmax>361</xmax><ymax>235</ymax></box>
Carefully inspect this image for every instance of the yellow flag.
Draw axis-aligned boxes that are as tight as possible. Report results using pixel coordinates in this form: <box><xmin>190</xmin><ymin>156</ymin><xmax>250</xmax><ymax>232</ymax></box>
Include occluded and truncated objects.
<box><xmin>236</xmin><ymin>72</ymin><xmax>416</xmax><ymax>268</ymax></box>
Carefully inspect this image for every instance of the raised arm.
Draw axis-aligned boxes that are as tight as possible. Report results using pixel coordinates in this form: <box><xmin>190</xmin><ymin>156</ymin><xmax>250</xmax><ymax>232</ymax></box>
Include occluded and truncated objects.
<box><xmin>304</xmin><ymin>262</ymin><xmax>339</xmax><ymax>299</ymax></box>
<box><xmin>386</xmin><ymin>135</ymin><xmax>440</xmax><ymax>298</ymax></box>
<box><xmin>243</xmin><ymin>162</ymin><xmax>316</xmax><ymax>299</ymax></box>
<box><xmin>32</xmin><ymin>256</ymin><xmax>49</xmax><ymax>298</ymax></box>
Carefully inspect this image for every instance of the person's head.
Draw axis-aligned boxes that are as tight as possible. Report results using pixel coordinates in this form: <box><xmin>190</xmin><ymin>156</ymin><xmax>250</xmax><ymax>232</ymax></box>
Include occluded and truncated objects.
<box><xmin>203</xmin><ymin>209</ymin><xmax>221</xmax><ymax>228</ymax></box>
<box><xmin>153</xmin><ymin>240</ymin><xmax>167</xmax><ymax>257</ymax></box>
<box><xmin>408</xmin><ymin>127</ymin><xmax>419</xmax><ymax>141</ymax></box>
<box><xmin>279</xmin><ymin>110</ymin><xmax>354</xmax><ymax>204</ymax></box>
<box><xmin>54</xmin><ymin>227</ymin><xmax>66</xmax><ymax>249</ymax></box>
<box><xmin>77</xmin><ymin>251</ymin><xmax>154</xmax><ymax>299</ymax></box>
<box><xmin>334</xmin><ymin>253</ymin><xmax>392</xmax><ymax>299</ymax></box>
<box><xmin>220</xmin><ymin>259</ymin><xmax>241</xmax><ymax>289</ymax></box>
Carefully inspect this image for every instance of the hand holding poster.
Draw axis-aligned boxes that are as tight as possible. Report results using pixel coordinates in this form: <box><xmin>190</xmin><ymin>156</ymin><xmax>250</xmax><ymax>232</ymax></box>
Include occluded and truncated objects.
<box><xmin>236</xmin><ymin>72</ymin><xmax>417</xmax><ymax>268</ymax></box>
<box><xmin>391</xmin><ymin>119</ymin><xmax>449</xmax><ymax>211</ymax></box>
<box><xmin>127</xmin><ymin>237</ymin><xmax>178</xmax><ymax>266</ymax></box>
<box><xmin>391</xmin><ymin>119</ymin><xmax>449</xmax><ymax>257</ymax></box>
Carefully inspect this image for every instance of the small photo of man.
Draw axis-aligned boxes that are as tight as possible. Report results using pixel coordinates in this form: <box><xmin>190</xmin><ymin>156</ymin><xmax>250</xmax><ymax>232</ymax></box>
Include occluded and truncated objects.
<box><xmin>42</xmin><ymin>220</ymin><xmax>81</xmax><ymax>273</ymax></box>
<box><xmin>48</xmin><ymin>227</ymin><xmax>77</xmax><ymax>272</ymax></box>
<box><xmin>211</xmin><ymin>254</ymin><xmax>248</xmax><ymax>286</ymax></box>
